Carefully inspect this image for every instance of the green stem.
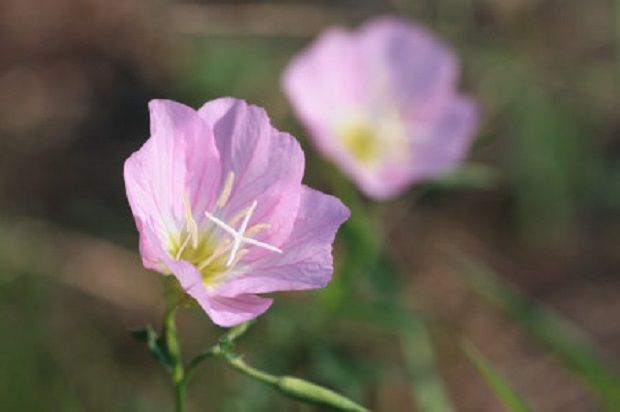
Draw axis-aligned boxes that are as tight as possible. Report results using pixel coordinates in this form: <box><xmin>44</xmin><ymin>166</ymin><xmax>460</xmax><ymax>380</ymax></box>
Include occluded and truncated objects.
<box><xmin>219</xmin><ymin>351</ymin><xmax>369</xmax><ymax>412</ymax></box>
<box><xmin>174</xmin><ymin>380</ymin><xmax>185</xmax><ymax>412</ymax></box>
<box><xmin>184</xmin><ymin>347</ymin><xmax>216</xmax><ymax>383</ymax></box>
<box><xmin>184</xmin><ymin>320</ymin><xmax>255</xmax><ymax>384</ymax></box>
<box><xmin>184</xmin><ymin>319</ymin><xmax>369</xmax><ymax>411</ymax></box>
<box><xmin>223</xmin><ymin>353</ymin><xmax>279</xmax><ymax>385</ymax></box>
<box><xmin>164</xmin><ymin>302</ymin><xmax>185</xmax><ymax>412</ymax></box>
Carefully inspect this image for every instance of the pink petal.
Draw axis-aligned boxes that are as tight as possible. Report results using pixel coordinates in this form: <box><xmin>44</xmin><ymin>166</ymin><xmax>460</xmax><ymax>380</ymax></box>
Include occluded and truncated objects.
<box><xmin>168</xmin><ymin>258</ymin><xmax>272</xmax><ymax>327</ymax></box>
<box><xmin>203</xmin><ymin>295</ymin><xmax>273</xmax><ymax>327</ymax></box>
<box><xmin>135</xmin><ymin>218</ymin><xmax>169</xmax><ymax>271</ymax></box>
<box><xmin>124</xmin><ymin>99</ymin><xmax>221</xmax><ymax>266</ymax></box>
<box><xmin>357</xmin><ymin>16</ymin><xmax>458</xmax><ymax>117</ymax></box>
<box><xmin>346</xmin><ymin>168</ymin><xmax>408</xmax><ymax>200</ymax></box>
<box><xmin>408</xmin><ymin>95</ymin><xmax>479</xmax><ymax>179</ymax></box>
<box><xmin>282</xmin><ymin>29</ymin><xmax>363</xmax><ymax>142</ymax></box>
<box><xmin>215</xmin><ymin>186</ymin><xmax>350</xmax><ymax>296</ymax></box>
<box><xmin>198</xmin><ymin>98</ymin><xmax>304</xmax><ymax>255</ymax></box>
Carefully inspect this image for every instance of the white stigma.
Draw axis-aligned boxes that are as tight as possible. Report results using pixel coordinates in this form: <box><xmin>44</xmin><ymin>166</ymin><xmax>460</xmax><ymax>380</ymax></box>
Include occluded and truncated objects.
<box><xmin>205</xmin><ymin>199</ymin><xmax>283</xmax><ymax>267</ymax></box>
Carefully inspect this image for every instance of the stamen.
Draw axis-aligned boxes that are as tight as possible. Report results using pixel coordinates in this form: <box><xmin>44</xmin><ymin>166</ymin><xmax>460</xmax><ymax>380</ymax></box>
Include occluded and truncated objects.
<box><xmin>216</xmin><ymin>171</ymin><xmax>235</xmax><ymax>209</ymax></box>
<box><xmin>173</xmin><ymin>193</ymin><xmax>200</xmax><ymax>260</ymax></box>
<box><xmin>196</xmin><ymin>239</ymin><xmax>231</xmax><ymax>271</ymax></box>
<box><xmin>245</xmin><ymin>223</ymin><xmax>271</xmax><ymax>237</ymax></box>
<box><xmin>227</xmin><ymin>205</ymin><xmax>254</xmax><ymax>228</ymax></box>
<box><xmin>182</xmin><ymin>193</ymin><xmax>199</xmax><ymax>248</ymax></box>
<box><xmin>229</xmin><ymin>248</ymin><xmax>249</xmax><ymax>267</ymax></box>
<box><xmin>174</xmin><ymin>232</ymin><xmax>192</xmax><ymax>261</ymax></box>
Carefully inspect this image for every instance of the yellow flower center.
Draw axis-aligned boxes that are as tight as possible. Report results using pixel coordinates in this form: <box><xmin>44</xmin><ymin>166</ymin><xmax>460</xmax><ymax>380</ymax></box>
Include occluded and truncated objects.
<box><xmin>169</xmin><ymin>230</ymin><xmax>229</xmax><ymax>285</ymax></box>
<box><xmin>339</xmin><ymin>122</ymin><xmax>380</xmax><ymax>164</ymax></box>
<box><xmin>337</xmin><ymin>114</ymin><xmax>410</xmax><ymax>168</ymax></box>
<box><xmin>167</xmin><ymin>172</ymin><xmax>282</xmax><ymax>286</ymax></box>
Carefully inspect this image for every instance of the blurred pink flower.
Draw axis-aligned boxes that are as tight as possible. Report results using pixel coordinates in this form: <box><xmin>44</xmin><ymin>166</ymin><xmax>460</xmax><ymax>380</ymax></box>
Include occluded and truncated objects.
<box><xmin>124</xmin><ymin>98</ymin><xmax>349</xmax><ymax>326</ymax></box>
<box><xmin>282</xmin><ymin>16</ymin><xmax>479</xmax><ymax>199</ymax></box>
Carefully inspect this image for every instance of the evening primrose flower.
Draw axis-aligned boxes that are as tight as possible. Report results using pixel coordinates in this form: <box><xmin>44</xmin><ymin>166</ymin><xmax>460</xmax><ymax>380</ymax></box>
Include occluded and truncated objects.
<box><xmin>124</xmin><ymin>98</ymin><xmax>349</xmax><ymax>326</ymax></box>
<box><xmin>282</xmin><ymin>16</ymin><xmax>479</xmax><ymax>199</ymax></box>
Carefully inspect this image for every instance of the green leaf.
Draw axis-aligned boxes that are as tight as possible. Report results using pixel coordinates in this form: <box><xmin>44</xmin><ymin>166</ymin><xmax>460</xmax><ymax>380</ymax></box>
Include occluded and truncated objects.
<box><xmin>462</xmin><ymin>339</ymin><xmax>533</xmax><ymax>412</ymax></box>
<box><xmin>130</xmin><ymin>325</ymin><xmax>172</xmax><ymax>370</ymax></box>
<box><xmin>449</xmin><ymin>251</ymin><xmax>620</xmax><ymax>411</ymax></box>
<box><xmin>397</xmin><ymin>308</ymin><xmax>455</xmax><ymax>412</ymax></box>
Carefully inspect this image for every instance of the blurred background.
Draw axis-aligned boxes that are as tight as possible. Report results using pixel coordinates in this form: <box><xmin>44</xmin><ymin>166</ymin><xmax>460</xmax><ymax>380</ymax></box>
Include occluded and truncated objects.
<box><xmin>1</xmin><ymin>0</ymin><xmax>619</xmax><ymax>411</ymax></box>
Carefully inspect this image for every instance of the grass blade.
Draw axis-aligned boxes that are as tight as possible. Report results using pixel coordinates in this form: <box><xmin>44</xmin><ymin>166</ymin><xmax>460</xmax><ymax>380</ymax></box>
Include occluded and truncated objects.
<box><xmin>462</xmin><ymin>339</ymin><xmax>533</xmax><ymax>412</ymax></box>
<box><xmin>397</xmin><ymin>307</ymin><xmax>455</xmax><ymax>412</ymax></box>
<box><xmin>449</xmin><ymin>251</ymin><xmax>620</xmax><ymax>411</ymax></box>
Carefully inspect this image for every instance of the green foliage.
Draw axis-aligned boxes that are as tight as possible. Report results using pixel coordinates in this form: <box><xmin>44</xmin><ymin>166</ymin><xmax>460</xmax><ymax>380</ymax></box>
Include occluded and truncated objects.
<box><xmin>450</xmin><ymin>251</ymin><xmax>620</xmax><ymax>412</ymax></box>
<box><xmin>399</xmin><ymin>311</ymin><xmax>455</xmax><ymax>412</ymax></box>
<box><xmin>508</xmin><ymin>87</ymin><xmax>597</xmax><ymax>246</ymax></box>
<box><xmin>462</xmin><ymin>340</ymin><xmax>533</xmax><ymax>412</ymax></box>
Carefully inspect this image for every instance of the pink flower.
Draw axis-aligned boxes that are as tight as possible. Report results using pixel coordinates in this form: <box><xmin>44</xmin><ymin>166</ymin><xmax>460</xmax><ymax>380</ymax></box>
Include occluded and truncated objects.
<box><xmin>282</xmin><ymin>16</ymin><xmax>479</xmax><ymax>199</ymax></box>
<box><xmin>124</xmin><ymin>98</ymin><xmax>350</xmax><ymax>327</ymax></box>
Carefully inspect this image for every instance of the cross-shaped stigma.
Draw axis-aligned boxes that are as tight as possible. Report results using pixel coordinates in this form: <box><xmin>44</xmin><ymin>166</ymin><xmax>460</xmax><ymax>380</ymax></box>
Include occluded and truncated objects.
<box><xmin>205</xmin><ymin>200</ymin><xmax>283</xmax><ymax>267</ymax></box>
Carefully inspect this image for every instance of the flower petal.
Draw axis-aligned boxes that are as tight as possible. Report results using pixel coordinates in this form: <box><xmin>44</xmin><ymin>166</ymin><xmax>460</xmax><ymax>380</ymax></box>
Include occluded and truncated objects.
<box><xmin>168</xmin><ymin>258</ymin><xmax>272</xmax><ymax>327</ymax></box>
<box><xmin>203</xmin><ymin>294</ymin><xmax>273</xmax><ymax>327</ymax></box>
<box><xmin>124</xmin><ymin>99</ymin><xmax>221</xmax><ymax>264</ymax></box>
<box><xmin>408</xmin><ymin>95</ymin><xmax>479</xmax><ymax>179</ymax></box>
<box><xmin>133</xmin><ymin>217</ymin><xmax>172</xmax><ymax>272</ymax></box>
<box><xmin>198</xmin><ymin>98</ymin><xmax>304</xmax><ymax>254</ymax></box>
<box><xmin>282</xmin><ymin>29</ymin><xmax>363</xmax><ymax>144</ymax></box>
<box><xmin>215</xmin><ymin>186</ymin><xmax>350</xmax><ymax>296</ymax></box>
<box><xmin>357</xmin><ymin>16</ymin><xmax>458</xmax><ymax>116</ymax></box>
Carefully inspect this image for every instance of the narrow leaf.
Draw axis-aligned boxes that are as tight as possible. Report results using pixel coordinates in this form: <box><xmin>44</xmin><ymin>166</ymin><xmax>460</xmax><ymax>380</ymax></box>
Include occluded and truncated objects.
<box><xmin>396</xmin><ymin>307</ymin><xmax>455</xmax><ymax>412</ymax></box>
<box><xmin>450</xmin><ymin>251</ymin><xmax>620</xmax><ymax>411</ymax></box>
<box><xmin>462</xmin><ymin>339</ymin><xmax>533</xmax><ymax>412</ymax></box>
